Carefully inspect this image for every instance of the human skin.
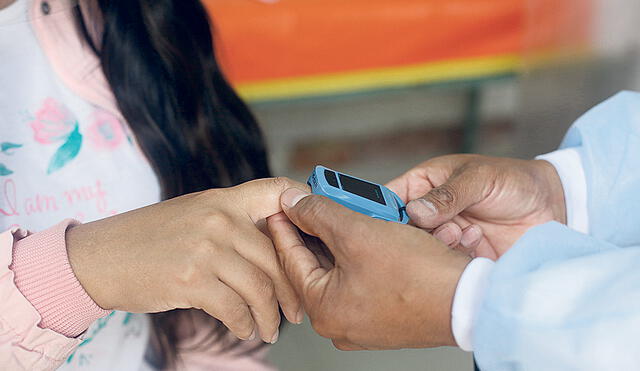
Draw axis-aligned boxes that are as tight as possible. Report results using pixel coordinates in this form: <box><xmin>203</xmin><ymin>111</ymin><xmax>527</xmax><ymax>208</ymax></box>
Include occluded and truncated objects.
<box><xmin>67</xmin><ymin>177</ymin><xmax>308</xmax><ymax>344</ymax></box>
<box><xmin>0</xmin><ymin>0</ymin><xmax>16</xmax><ymax>9</ymax></box>
<box><xmin>267</xmin><ymin>188</ymin><xmax>471</xmax><ymax>350</ymax></box>
<box><xmin>386</xmin><ymin>154</ymin><xmax>566</xmax><ymax>259</ymax></box>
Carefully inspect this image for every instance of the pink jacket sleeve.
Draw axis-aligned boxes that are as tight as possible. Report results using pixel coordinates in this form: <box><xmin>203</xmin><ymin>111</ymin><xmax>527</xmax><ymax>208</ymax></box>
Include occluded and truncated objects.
<box><xmin>0</xmin><ymin>223</ymin><xmax>110</xmax><ymax>370</ymax></box>
<box><xmin>0</xmin><ymin>228</ymin><xmax>79</xmax><ymax>370</ymax></box>
<box><xmin>2</xmin><ymin>222</ymin><xmax>276</xmax><ymax>370</ymax></box>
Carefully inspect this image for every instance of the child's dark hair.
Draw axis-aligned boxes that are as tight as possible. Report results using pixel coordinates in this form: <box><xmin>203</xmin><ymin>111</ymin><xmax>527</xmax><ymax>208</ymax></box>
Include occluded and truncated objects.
<box><xmin>74</xmin><ymin>0</ymin><xmax>273</xmax><ymax>367</ymax></box>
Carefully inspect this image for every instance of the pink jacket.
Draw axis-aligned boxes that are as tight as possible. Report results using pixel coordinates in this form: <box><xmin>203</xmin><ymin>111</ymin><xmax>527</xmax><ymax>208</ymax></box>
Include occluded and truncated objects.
<box><xmin>1</xmin><ymin>1</ymin><xmax>274</xmax><ymax>369</ymax></box>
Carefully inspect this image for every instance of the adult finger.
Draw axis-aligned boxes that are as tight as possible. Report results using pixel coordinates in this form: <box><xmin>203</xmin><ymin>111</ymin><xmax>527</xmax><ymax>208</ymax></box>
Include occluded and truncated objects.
<box><xmin>385</xmin><ymin>175</ymin><xmax>411</xmax><ymax>203</ymax></box>
<box><xmin>279</xmin><ymin>188</ymin><xmax>375</xmax><ymax>260</ymax></box>
<box><xmin>447</xmin><ymin>216</ymin><xmax>482</xmax><ymax>256</ymax></box>
<box><xmin>302</xmin><ymin>234</ymin><xmax>335</xmax><ymax>270</ymax></box>
<box><xmin>406</xmin><ymin>167</ymin><xmax>491</xmax><ymax>229</ymax></box>
<box><xmin>460</xmin><ymin>224</ymin><xmax>483</xmax><ymax>251</ymax></box>
<box><xmin>267</xmin><ymin>213</ymin><xmax>329</xmax><ymax>315</ymax></box>
<box><xmin>472</xmin><ymin>236</ymin><xmax>499</xmax><ymax>261</ymax></box>
<box><xmin>385</xmin><ymin>167</ymin><xmax>434</xmax><ymax>203</ymax></box>
<box><xmin>432</xmin><ymin>222</ymin><xmax>462</xmax><ymax>248</ymax></box>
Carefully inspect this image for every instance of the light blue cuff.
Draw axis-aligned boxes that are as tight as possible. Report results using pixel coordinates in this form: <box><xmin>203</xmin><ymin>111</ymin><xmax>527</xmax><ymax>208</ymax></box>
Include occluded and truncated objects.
<box><xmin>451</xmin><ymin>148</ymin><xmax>588</xmax><ymax>352</ymax></box>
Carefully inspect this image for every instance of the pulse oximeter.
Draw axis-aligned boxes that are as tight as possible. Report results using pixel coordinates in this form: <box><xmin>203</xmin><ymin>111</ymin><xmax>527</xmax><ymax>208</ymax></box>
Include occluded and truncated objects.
<box><xmin>307</xmin><ymin>165</ymin><xmax>409</xmax><ymax>224</ymax></box>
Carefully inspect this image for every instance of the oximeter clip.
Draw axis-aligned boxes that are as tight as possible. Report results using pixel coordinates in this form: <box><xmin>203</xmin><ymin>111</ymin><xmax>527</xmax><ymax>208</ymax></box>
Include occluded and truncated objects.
<box><xmin>307</xmin><ymin>165</ymin><xmax>409</xmax><ymax>224</ymax></box>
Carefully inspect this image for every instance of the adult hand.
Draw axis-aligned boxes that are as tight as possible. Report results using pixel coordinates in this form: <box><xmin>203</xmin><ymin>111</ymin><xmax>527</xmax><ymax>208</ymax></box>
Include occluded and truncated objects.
<box><xmin>66</xmin><ymin>177</ymin><xmax>307</xmax><ymax>343</ymax></box>
<box><xmin>386</xmin><ymin>155</ymin><xmax>566</xmax><ymax>259</ymax></box>
<box><xmin>267</xmin><ymin>189</ymin><xmax>471</xmax><ymax>350</ymax></box>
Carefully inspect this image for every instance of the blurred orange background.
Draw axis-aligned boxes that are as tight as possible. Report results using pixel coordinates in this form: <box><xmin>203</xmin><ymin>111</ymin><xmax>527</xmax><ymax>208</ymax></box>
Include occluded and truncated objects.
<box><xmin>204</xmin><ymin>0</ymin><xmax>591</xmax><ymax>100</ymax></box>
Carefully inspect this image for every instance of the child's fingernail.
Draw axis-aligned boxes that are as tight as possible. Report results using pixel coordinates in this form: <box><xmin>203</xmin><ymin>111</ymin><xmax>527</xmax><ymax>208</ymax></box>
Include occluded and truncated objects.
<box><xmin>270</xmin><ymin>329</ymin><xmax>280</xmax><ymax>344</ymax></box>
<box><xmin>248</xmin><ymin>329</ymin><xmax>256</xmax><ymax>341</ymax></box>
<box><xmin>282</xmin><ymin>188</ymin><xmax>310</xmax><ymax>208</ymax></box>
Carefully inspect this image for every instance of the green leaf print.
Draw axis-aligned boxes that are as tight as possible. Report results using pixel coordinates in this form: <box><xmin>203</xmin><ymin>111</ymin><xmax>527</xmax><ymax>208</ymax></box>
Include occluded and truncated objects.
<box><xmin>0</xmin><ymin>163</ymin><xmax>12</xmax><ymax>176</ymax></box>
<box><xmin>1</xmin><ymin>142</ymin><xmax>22</xmax><ymax>155</ymax></box>
<box><xmin>47</xmin><ymin>124</ymin><xmax>82</xmax><ymax>174</ymax></box>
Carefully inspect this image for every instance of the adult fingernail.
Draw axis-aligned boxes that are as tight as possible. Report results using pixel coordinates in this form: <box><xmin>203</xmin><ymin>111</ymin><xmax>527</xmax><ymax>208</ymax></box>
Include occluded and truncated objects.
<box><xmin>461</xmin><ymin>225</ymin><xmax>482</xmax><ymax>248</ymax></box>
<box><xmin>407</xmin><ymin>199</ymin><xmax>437</xmax><ymax>219</ymax></box>
<box><xmin>248</xmin><ymin>329</ymin><xmax>256</xmax><ymax>341</ymax></box>
<box><xmin>282</xmin><ymin>188</ymin><xmax>311</xmax><ymax>208</ymax></box>
<box><xmin>435</xmin><ymin>225</ymin><xmax>456</xmax><ymax>246</ymax></box>
<box><xmin>270</xmin><ymin>329</ymin><xmax>280</xmax><ymax>344</ymax></box>
<box><xmin>295</xmin><ymin>308</ymin><xmax>305</xmax><ymax>324</ymax></box>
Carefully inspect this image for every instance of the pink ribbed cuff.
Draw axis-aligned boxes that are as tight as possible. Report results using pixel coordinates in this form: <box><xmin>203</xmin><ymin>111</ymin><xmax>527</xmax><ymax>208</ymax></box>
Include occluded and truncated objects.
<box><xmin>9</xmin><ymin>219</ymin><xmax>111</xmax><ymax>338</ymax></box>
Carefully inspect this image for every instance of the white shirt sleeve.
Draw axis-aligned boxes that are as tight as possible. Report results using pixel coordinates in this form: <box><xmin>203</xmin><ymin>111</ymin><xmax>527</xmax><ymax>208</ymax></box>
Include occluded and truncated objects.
<box><xmin>450</xmin><ymin>147</ymin><xmax>589</xmax><ymax>351</ymax></box>
<box><xmin>536</xmin><ymin>147</ymin><xmax>589</xmax><ymax>234</ymax></box>
<box><xmin>451</xmin><ymin>257</ymin><xmax>495</xmax><ymax>351</ymax></box>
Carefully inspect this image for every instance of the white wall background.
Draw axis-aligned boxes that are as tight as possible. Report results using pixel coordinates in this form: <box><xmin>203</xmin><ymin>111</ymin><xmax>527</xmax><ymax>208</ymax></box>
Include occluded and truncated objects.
<box><xmin>594</xmin><ymin>0</ymin><xmax>640</xmax><ymax>89</ymax></box>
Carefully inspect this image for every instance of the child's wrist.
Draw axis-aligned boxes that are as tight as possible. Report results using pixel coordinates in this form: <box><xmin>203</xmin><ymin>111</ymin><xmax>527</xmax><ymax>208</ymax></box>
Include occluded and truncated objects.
<box><xmin>66</xmin><ymin>222</ymin><xmax>118</xmax><ymax>311</ymax></box>
<box><xmin>10</xmin><ymin>220</ymin><xmax>111</xmax><ymax>337</ymax></box>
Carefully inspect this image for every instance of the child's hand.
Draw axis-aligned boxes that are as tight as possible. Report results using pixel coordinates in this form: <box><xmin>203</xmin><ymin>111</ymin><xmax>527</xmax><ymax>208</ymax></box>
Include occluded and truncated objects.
<box><xmin>66</xmin><ymin>178</ymin><xmax>308</xmax><ymax>343</ymax></box>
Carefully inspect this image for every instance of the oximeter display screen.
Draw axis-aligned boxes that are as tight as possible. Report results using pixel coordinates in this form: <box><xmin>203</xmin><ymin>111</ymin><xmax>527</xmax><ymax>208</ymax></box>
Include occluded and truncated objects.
<box><xmin>339</xmin><ymin>174</ymin><xmax>386</xmax><ymax>205</ymax></box>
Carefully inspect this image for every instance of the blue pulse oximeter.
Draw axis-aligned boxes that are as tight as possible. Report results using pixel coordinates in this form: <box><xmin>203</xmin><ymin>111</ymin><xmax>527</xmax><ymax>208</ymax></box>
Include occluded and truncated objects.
<box><xmin>307</xmin><ymin>165</ymin><xmax>409</xmax><ymax>224</ymax></box>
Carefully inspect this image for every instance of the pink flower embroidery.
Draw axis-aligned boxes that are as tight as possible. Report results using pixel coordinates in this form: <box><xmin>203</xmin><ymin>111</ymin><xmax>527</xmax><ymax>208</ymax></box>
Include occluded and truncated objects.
<box><xmin>86</xmin><ymin>110</ymin><xmax>125</xmax><ymax>150</ymax></box>
<box><xmin>30</xmin><ymin>98</ymin><xmax>77</xmax><ymax>144</ymax></box>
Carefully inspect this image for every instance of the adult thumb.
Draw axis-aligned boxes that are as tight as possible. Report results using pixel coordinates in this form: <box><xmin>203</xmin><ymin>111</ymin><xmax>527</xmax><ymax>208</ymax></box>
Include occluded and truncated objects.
<box><xmin>280</xmin><ymin>188</ymin><xmax>358</xmax><ymax>259</ymax></box>
<box><xmin>405</xmin><ymin>170</ymin><xmax>488</xmax><ymax>229</ymax></box>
